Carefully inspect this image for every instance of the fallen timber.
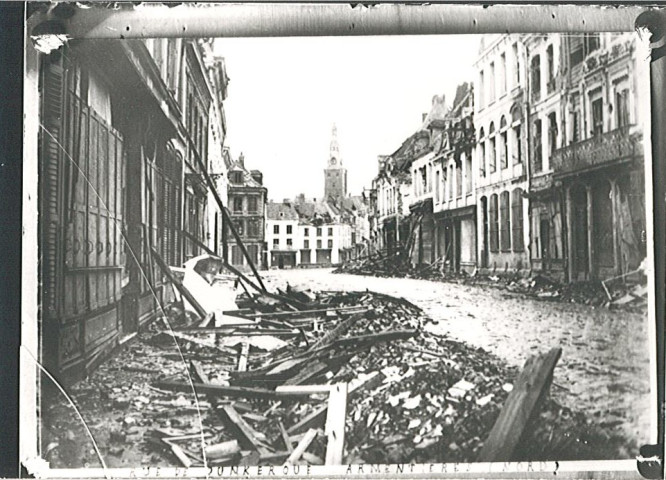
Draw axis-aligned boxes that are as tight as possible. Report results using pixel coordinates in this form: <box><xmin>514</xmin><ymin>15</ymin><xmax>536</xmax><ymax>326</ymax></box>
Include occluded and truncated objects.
<box><xmin>63</xmin><ymin>272</ymin><xmax>626</xmax><ymax>468</ymax></box>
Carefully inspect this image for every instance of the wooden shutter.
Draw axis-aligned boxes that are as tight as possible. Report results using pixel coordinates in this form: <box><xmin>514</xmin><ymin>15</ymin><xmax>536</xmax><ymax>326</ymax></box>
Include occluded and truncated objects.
<box><xmin>41</xmin><ymin>55</ymin><xmax>66</xmax><ymax>318</ymax></box>
<box><xmin>512</xmin><ymin>189</ymin><xmax>524</xmax><ymax>252</ymax></box>
<box><xmin>500</xmin><ymin>191</ymin><xmax>511</xmax><ymax>251</ymax></box>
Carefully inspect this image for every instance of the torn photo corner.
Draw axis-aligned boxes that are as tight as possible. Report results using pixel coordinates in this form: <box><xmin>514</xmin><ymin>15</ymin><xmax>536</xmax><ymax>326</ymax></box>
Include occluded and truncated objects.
<box><xmin>21</xmin><ymin>2</ymin><xmax>663</xmax><ymax>479</ymax></box>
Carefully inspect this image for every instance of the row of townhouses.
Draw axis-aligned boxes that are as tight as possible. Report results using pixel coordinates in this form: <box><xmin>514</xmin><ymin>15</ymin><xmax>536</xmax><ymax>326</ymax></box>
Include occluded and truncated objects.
<box><xmin>37</xmin><ymin>33</ymin><xmax>249</xmax><ymax>381</ymax></box>
<box><xmin>369</xmin><ymin>32</ymin><xmax>648</xmax><ymax>283</ymax></box>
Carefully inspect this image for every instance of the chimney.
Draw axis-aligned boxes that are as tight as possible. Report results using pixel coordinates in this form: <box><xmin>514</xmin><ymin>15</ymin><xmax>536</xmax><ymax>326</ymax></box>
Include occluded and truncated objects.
<box><xmin>238</xmin><ymin>152</ymin><xmax>245</xmax><ymax>167</ymax></box>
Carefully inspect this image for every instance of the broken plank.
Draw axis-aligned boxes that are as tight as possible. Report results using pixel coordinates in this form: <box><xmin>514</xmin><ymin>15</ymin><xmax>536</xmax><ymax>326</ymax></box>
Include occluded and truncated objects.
<box><xmin>308</xmin><ymin>313</ymin><xmax>362</xmax><ymax>351</ymax></box>
<box><xmin>287</xmin><ymin>371</ymin><xmax>384</xmax><ymax>435</ymax></box>
<box><xmin>217</xmin><ymin>405</ymin><xmax>270</xmax><ymax>454</ymax></box>
<box><xmin>241</xmin><ymin>306</ymin><xmax>367</xmax><ymax>319</ymax></box>
<box><xmin>170</xmin><ymin>443</ymin><xmax>193</xmax><ymax>467</ymax></box>
<box><xmin>277</xmin><ymin>420</ymin><xmax>294</xmax><ymax>453</ymax></box>
<box><xmin>170</xmin><ymin>327</ymin><xmax>296</xmax><ymax>336</ymax></box>
<box><xmin>237</xmin><ymin>341</ymin><xmax>250</xmax><ymax>372</ymax></box>
<box><xmin>324</xmin><ymin>383</ymin><xmax>348</xmax><ymax>465</ymax></box>
<box><xmin>198</xmin><ymin>312</ymin><xmax>215</xmax><ymax>328</ymax></box>
<box><xmin>275</xmin><ymin>385</ymin><xmax>332</xmax><ymax>394</ymax></box>
<box><xmin>284</xmin><ymin>428</ymin><xmax>319</xmax><ymax>466</ymax></box>
<box><xmin>150</xmin><ymin>247</ymin><xmax>207</xmax><ymax>320</ymax></box>
<box><xmin>476</xmin><ymin>347</ymin><xmax>562</xmax><ymax>462</ymax></box>
<box><xmin>190</xmin><ymin>360</ymin><xmax>210</xmax><ymax>384</ymax></box>
<box><xmin>154</xmin><ymin>380</ymin><xmax>313</xmax><ymax>401</ymax></box>
<box><xmin>204</xmin><ymin>440</ymin><xmax>241</xmax><ymax>460</ymax></box>
<box><xmin>157</xmin><ymin>331</ymin><xmax>237</xmax><ymax>355</ymax></box>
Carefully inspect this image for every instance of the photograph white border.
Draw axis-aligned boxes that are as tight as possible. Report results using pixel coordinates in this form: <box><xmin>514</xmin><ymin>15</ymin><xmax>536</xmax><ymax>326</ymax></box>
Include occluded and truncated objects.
<box><xmin>20</xmin><ymin>3</ymin><xmax>662</xmax><ymax>478</ymax></box>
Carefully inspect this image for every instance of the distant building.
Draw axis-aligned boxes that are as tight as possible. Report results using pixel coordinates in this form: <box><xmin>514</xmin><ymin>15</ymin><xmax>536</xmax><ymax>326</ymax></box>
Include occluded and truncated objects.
<box><xmin>408</xmin><ymin>95</ymin><xmax>449</xmax><ymax>267</ymax></box>
<box><xmin>226</xmin><ymin>153</ymin><xmax>267</xmax><ymax>270</ymax></box>
<box><xmin>324</xmin><ymin>124</ymin><xmax>348</xmax><ymax>203</ymax></box>
<box><xmin>204</xmin><ymin>46</ymin><xmax>231</xmax><ymax>257</ymax></box>
<box><xmin>266</xmin><ymin>201</ymin><xmax>300</xmax><ymax>268</ymax></box>
<box><xmin>432</xmin><ymin>83</ymin><xmax>477</xmax><ymax>273</ymax></box>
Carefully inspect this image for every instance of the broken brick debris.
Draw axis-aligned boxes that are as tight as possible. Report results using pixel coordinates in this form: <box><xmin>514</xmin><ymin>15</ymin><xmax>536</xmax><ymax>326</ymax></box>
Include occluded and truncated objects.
<box><xmin>40</xmin><ymin>287</ymin><xmax>629</xmax><ymax>469</ymax></box>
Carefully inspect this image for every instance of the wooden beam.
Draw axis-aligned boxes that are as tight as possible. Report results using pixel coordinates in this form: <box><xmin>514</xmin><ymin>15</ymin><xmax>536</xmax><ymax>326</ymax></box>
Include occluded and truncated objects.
<box><xmin>476</xmin><ymin>347</ymin><xmax>562</xmax><ymax>462</ymax></box>
<box><xmin>277</xmin><ymin>420</ymin><xmax>294</xmax><ymax>453</ymax></box>
<box><xmin>237</xmin><ymin>341</ymin><xmax>250</xmax><ymax>372</ymax></box>
<box><xmin>217</xmin><ymin>404</ymin><xmax>270</xmax><ymax>454</ymax></box>
<box><xmin>324</xmin><ymin>383</ymin><xmax>348</xmax><ymax>465</ymax></box>
<box><xmin>284</xmin><ymin>428</ymin><xmax>319</xmax><ymax>466</ymax></box>
<box><xmin>241</xmin><ymin>306</ymin><xmax>367</xmax><ymax>319</ymax></box>
<box><xmin>189</xmin><ymin>360</ymin><xmax>210</xmax><ymax>384</ymax></box>
<box><xmin>149</xmin><ymin>247</ymin><xmax>207</xmax><ymax>319</ymax></box>
<box><xmin>287</xmin><ymin>371</ymin><xmax>384</xmax><ymax>435</ymax></box>
<box><xmin>155</xmin><ymin>380</ymin><xmax>315</xmax><ymax>400</ymax></box>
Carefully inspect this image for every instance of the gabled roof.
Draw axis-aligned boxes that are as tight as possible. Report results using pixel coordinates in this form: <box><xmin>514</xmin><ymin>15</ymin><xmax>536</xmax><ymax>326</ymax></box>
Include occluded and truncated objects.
<box><xmin>266</xmin><ymin>201</ymin><xmax>299</xmax><ymax>221</ymax></box>
<box><xmin>228</xmin><ymin>161</ymin><xmax>263</xmax><ymax>188</ymax></box>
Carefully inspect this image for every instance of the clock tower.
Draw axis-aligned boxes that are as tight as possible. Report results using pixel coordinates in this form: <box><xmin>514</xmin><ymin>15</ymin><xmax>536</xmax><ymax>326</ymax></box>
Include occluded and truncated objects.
<box><xmin>324</xmin><ymin>123</ymin><xmax>347</xmax><ymax>203</ymax></box>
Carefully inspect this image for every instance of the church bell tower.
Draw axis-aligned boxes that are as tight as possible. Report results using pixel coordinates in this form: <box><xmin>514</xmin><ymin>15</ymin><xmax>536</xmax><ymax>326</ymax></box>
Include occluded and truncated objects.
<box><xmin>324</xmin><ymin>123</ymin><xmax>347</xmax><ymax>203</ymax></box>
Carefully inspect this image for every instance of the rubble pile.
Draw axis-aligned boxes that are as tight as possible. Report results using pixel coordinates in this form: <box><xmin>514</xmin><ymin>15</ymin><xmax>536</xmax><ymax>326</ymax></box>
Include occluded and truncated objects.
<box><xmin>335</xmin><ymin>256</ymin><xmax>648</xmax><ymax>311</ymax></box>
<box><xmin>42</xmin><ymin>286</ymin><xmax>628</xmax><ymax>469</ymax></box>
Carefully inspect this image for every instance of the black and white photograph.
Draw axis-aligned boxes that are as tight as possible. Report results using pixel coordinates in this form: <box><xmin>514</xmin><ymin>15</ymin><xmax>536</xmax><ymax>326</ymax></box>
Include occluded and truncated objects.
<box><xmin>20</xmin><ymin>3</ymin><xmax>662</xmax><ymax>478</ymax></box>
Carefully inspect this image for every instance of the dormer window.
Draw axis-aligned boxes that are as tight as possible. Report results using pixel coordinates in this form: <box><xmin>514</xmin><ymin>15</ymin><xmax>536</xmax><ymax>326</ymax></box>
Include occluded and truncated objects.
<box><xmin>231</xmin><ymin>171</ymin><xmax>243</xmax><ymax>184</ymax></box>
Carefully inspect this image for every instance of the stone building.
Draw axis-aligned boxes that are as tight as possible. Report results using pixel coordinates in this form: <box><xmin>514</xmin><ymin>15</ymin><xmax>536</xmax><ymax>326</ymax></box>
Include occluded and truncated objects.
<box><xmin>432</xmin><ymin>83</ymin><xmax>478</xmax><ymax>273</ymax></box>
<box><xmin>474</xmin><ymin>35</ymin><xmax>530</xmax><ymax>273</ymax></box>
<box><xmin>408</xmin><ymin>95</ymin><xmax>448</xmax><ymax>267</ymax></box>
<box><xmin>204</xmin><ymin>46</ymin><xmax>231</xmax><ymax>257</ymax></box>
<box><xmin>266</xmin><ymin>201</ymin><xmax>300</xmax><ymax>268</ymax></box>
<box><xmin>549</xmin><ymin>32</ymin><xmax>648</xmax><ymax>281</ymax></box>
<box><xmin>37</xmin><ymin>37</ymin><xmax>228</xmax><ymax>381</ymax></box>
<box><xmin>226</xmin><ymin>153</ymin><xmax>267</xmax><ymax>270</ymax></box>
<box><xmin>523</xmin><ymin>33</ymin><xmax>567</xmax><ymax>278</ymax></box>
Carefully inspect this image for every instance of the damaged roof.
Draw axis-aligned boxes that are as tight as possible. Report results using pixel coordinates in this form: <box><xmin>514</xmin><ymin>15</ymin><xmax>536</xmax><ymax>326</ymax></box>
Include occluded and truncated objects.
<box><xmin>266</xmin><ymin>201</ymin><xmax>299</xmax><ymax>221</ymax></box>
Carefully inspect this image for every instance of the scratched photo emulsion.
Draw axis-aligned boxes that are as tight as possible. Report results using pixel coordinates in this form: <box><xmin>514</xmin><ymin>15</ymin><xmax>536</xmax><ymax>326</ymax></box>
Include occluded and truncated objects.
<box><xmin>23</xmin><ymin>3</ymin><xmax>656</xmax><ymax>476</ymax></box>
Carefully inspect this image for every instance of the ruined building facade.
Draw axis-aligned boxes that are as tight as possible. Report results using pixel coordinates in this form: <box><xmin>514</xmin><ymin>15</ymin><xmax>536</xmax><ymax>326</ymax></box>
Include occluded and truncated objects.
<box><xmin>366</xmin><ymin>32</ymin><xmax>647</xmax><ymax>282</ymax></box>
<box><xmin>38</xmin><ymin>38</ymin><xmax>229</xmax><ymax>382</ymax></box>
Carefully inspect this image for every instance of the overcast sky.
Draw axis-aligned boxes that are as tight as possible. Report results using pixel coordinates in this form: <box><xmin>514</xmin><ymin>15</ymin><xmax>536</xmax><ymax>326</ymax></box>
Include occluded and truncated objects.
<box><xmin>214</xmin><ymin>35</ymin><xmax>481</xmax><ymax>202</ymax></box>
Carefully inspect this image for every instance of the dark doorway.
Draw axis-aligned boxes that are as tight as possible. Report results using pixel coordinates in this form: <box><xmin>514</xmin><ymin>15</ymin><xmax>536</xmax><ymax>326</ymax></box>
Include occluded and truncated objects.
<box><xmin>480</xmin><ymin>197</ymin><xmax>489</xmax><ymax>268</ymax></box>
<box><xmin>571</xmin><ymin>185</ymin><xmax>589</xmax><ymax>279</ymax></box>
<box><xmin>593</xmin><ymin>181</ymin><xmax>614</xmax><ymax>272</ymax></box>
<box><xmin>453</xmin><ymin>220</ymin><xmax>462</xmax><ymax>272</ymax></box>
<box><xmin>540</xmin><ymin>218</ymin><xmax>550</xmax><ymax>271</ymax></box>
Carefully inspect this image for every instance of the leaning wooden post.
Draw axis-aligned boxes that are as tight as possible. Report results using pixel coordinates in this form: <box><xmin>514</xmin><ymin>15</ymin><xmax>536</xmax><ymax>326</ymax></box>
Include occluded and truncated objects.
<box><xmin>187</xmin><ymin>148</ymin><xmax>267</xmax><ymax>291</ymax></box>
<box><xmin>149</xmin><ymin>247</ymin><xmax>207</xmax><ymax>320</ymax></box>
<box><xmin>476</xmin><ymin>347</ymin><xmax>562</xmax><ymax>463</ymax></box>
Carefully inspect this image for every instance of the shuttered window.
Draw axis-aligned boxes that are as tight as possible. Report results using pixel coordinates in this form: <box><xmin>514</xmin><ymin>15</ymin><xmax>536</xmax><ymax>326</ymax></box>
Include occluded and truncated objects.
<box><xmin>512</xmin><ymin>188</ymin><xmax>524</xmax><ymax>251</ymax></box>
<box><xmin>44</xmin><ymin>58</ymin><xmax>125</xmax><ymax>317</ymax></box>
<box><xmin>500</xmin><ymin>191</ymin><xmax>511</xmax><ymax>251</ymax></box>
<box><xmin>489</xmin><ymin>194</ymin><xmax>499</xmax><ymax>252</ymax></box>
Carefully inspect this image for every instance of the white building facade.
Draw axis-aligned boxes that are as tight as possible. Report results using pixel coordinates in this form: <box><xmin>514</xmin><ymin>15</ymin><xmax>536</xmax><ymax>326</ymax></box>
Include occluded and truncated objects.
<box><xmin>474</xmin><ymin>34</ymin><xmax>531</xmax><ymax>273</ymax></box>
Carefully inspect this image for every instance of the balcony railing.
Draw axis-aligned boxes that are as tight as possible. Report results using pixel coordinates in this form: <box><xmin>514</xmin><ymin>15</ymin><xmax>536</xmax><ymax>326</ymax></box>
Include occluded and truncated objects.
<box><xmin>551</xmin><ymin>125</ymin><xmax>640</xmax><ymax>175</ymax></box>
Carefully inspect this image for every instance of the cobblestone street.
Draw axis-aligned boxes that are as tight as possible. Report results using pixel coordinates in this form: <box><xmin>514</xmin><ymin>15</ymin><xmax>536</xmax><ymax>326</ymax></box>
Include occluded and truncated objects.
<box><xmin>263</xmin><ymin>268</ymin><xmax>653</xmax><ymax>452</ymax></box>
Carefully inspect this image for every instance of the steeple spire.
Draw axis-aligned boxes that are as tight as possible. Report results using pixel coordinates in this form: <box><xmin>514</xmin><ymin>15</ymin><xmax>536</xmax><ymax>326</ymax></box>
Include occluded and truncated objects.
<box><xmin>329</xmin><ymin>123</ymin><xmax>340</xmax><ymax>166</ymax></box>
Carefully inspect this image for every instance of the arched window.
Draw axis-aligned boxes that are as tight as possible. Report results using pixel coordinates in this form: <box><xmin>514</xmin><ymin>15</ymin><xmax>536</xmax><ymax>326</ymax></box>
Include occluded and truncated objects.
<box><xmin>510</xmin><ymin>105</ymin><xmax>523</xmax><ymax>165</ymax></box>
<box><xmin>479</xmin><ymin>127</ymin><xmax>486</xmax><ymax>178</ymax></box>
<box><xmin>500</xmin><ymin>116</ymin><xmax>508</xmax><ymax>169</ymax></box>
<box><xmin>489</xmin><ymin>122</ymin><xmax>497</xmax><ymax>173</ymax></box>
